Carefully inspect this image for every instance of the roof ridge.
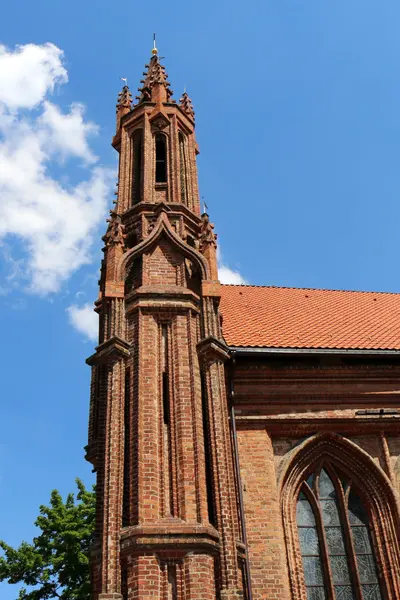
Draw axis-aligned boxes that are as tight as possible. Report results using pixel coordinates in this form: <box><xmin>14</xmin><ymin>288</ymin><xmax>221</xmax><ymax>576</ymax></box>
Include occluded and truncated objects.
<box><xmin>220</xmin><ymin>284</ymin><xmax>400</xmax><ymax>296</ymax></box>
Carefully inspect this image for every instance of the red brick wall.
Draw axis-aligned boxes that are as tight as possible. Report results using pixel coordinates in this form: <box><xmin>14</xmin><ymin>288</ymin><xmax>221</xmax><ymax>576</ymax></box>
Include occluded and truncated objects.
<box><xmin>237</xmin><ymin>428</ymin><xmax>291</xmax><ymax>600</ymax></box>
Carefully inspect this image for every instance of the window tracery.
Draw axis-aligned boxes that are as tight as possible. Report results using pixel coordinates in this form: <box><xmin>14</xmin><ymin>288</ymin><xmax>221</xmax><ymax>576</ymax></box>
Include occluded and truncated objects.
<box><xmin>296</xmin><ymin>465</ymin><xmax>382</xmax><ymax>600</ymax></box>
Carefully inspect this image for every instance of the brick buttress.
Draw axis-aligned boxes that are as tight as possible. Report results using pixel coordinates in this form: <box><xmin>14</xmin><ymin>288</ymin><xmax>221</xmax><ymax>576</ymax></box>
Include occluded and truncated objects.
<box><xmin>86</xmin><ymin>47</ymin><xmax>244</xmax><ymax>600</ymax></box>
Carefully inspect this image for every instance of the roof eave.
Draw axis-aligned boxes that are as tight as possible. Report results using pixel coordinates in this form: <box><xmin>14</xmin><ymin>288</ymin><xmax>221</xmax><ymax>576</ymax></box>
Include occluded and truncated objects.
<box><xmin>228</xmin><ymin>346</ymin><xmax>400</xmax><ymax>357</ymax></box>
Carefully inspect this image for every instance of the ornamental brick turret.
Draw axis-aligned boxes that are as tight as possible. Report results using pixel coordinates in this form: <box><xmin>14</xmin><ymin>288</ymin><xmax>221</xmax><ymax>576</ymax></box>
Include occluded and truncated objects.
<box><xmin>86</xmin><ymin>46</ymin><xmax>244</xmax><ymax>600</ymax></box>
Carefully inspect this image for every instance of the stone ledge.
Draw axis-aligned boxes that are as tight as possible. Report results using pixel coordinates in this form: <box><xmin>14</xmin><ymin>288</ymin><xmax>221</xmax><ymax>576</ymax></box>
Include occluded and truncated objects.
<box><xmin>120</xmin><ymin>522</ymin><xmax>220</xmax><ymax>554</ymax></box>
<box><xmin>86</xmin><ymin>336</ymin><xmax>131</xmax><ymax>366</ymax></box>
<box><xmin>125</xmin><ymin>285</ymin><xmax>201</xmax><ymax>313</ymax></box>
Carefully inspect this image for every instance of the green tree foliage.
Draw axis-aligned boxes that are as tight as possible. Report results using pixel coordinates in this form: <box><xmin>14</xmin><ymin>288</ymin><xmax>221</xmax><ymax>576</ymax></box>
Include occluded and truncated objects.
<box><xmin>0</xmin><ymin>479</ymin><xmax>95</xmax><ymax>600</ymax></box>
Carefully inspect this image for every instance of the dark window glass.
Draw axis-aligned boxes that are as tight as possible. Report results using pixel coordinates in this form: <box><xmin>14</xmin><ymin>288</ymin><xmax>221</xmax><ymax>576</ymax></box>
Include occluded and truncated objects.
<box><xmin>155</xmin><ymin>135</ymin><xmax>167</xmax><ymax>182</ymax></box>
<box><xmin>296</xmin><ymin>465</ymin><xmax>383</xmax><ymax>600</ymax></box>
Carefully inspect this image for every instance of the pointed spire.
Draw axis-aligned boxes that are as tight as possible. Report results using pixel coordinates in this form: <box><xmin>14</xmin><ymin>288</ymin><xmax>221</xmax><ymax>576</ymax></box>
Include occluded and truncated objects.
<box><xmin>135</xmin><ymin>53</ymin><xmax>174</xmax><ymax>104</ymax></box>
<box><xmin>179</xmin><ymin>91</ymin><xmax>195</xmax><ymax>121</ymax></box>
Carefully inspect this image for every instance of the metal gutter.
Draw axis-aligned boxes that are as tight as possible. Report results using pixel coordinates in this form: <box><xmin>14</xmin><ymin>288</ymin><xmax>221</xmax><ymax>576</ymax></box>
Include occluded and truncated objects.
<box><xmin>229</xmin><ymin>346</ymin><xmax>400</xmax><ymax>357</ymax></box>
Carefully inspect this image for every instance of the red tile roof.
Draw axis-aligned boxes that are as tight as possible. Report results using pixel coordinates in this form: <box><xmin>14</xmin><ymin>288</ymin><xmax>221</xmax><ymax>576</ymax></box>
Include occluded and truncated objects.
<box><xmin>219</xmin><ymin>285</ymin><xmax>400</xmax><ymax>350</ymax></box>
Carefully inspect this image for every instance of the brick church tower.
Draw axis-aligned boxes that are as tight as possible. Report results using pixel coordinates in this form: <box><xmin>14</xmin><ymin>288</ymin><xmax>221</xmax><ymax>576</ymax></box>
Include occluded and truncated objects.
<box><xmin>87</xmin><ymin>44</ymin><xmax>400</xmax><ymax>600</ymax></box>
<box><xmin>86</xmin><ymin>46</ymin><xmax>243</xmax><ymax>600</ymax></box>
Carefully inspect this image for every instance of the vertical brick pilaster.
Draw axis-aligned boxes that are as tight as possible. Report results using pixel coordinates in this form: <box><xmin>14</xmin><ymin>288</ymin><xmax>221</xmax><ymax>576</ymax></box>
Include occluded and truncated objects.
<box><xmin>98</xmin><ymin>358</ymin><xmax>126</xmax><ymax>597</ymax></box>
<box><xmin>131</xmin><ymin>555</ymin><xmax>161</xmax><ymax>600</ymax></box>
<box><xmin>171</xmin><ymin>313</ymin><xmax>206</xmax><ymax>522</ymax></box>
<box><xmin>143</xmin><ymin>113</ymin><xmax>153</xmax><ymax>203</ymax></box>
<box><xmin>138</xmin><ymin>310</ymin><xmax>162</xmax><ymax>522</ymax></box>
<box><xmin>117</xmin><ymin>127</ymin><xmax>131</xmax><ymax>214</ymax></box>
<box><xmin>185</xmin><ymin>554</ymin><xmax>216</xmax><ymax>600</ymax></box>
<box><xmin>204</xmin><ymin>358</ymin><xmax>240</xmax><ymax>595</ymax></box>
<box><xmin>170</xmin><ymin>113</ymin><xmax>179</xmax><ymax>204</ymax></box>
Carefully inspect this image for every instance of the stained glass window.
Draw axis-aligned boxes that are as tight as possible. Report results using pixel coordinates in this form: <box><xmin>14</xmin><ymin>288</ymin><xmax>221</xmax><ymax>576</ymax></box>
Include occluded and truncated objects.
<box><xmin>348</xmin><ymin>491</ymin><xmax>382</xmax><ymax>600</ymax></box>
<box><xmin>297</xmin><ymin>492</ymin><xmax>326</xmax><ymax>600</ymax></box>
<box><xmin>296</xmin><ymin>464</ymin><xmax>383</xmax><ymax>600</ymax></box>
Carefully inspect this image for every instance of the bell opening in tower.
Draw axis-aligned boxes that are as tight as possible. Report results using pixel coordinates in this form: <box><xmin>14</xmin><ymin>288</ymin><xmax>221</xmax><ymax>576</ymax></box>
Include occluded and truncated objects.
<box><xmin>155</xmin><ymin>133</ymin><xmax>167</xmax><ymax>183</ymax></box>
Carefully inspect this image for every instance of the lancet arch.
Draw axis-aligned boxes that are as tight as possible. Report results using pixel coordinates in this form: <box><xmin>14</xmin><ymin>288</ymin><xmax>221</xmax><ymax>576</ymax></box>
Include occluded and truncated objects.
<box><xmin>118</xmin><ymin>210</ymin><xmax>210</xmax><ymax>282</ymax></box>
<box><xmin>279</xmin><ymin>433</ymin><xmax>400</xmax><ymax>600</ymax></box>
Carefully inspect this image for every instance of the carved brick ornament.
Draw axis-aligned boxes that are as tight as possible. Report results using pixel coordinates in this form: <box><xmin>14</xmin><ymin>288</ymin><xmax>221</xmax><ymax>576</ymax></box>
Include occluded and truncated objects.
<box><xmin>102</xmin><ymin>211</ymin><xmax>126</xmax><ymax>248</ymax></box>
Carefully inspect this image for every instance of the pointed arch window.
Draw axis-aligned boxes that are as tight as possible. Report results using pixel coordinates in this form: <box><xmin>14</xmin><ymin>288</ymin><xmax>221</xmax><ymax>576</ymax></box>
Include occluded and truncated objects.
<box><xmin>155</xmin><ymin>133</ymin><xmax>167</xmax><ymax>183</ymax></box>
<box><xmin>296</xmin><ymin>465</ymin><xmax>383</xmax><ymax>600</ymax></box>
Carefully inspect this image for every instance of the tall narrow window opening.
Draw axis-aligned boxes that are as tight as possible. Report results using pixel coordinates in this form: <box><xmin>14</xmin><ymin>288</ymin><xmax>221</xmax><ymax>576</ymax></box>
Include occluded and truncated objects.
<box><xmin>121</xmin><ymin>566</ymin><xmax>128</xmax><ymax>600</ymax></box>
<box><xmin>132</xmin><ymin>130</ymin><xmax>143</xmax><ymax>204</ymax></box>
<box><xmin>155</xmin><ymin>134</ymin><xmax>167</xmax><ymax>183</ymax></box>
<box><xmin>167</xmin><ymin>564</ymin><xmax>178</xmax><ymax>600</ymax></box>
<box><xmin>179</xmin><ymin>132</ymin><xmax>188</xmax><ymax>205</ymax></box>
<box><xmin>296</xmin><ymin>464</ymin><xmax>383</xmax><ymax>600</ymax></box>
<box><xmin>201</xmin><ymin>371</ymin><xmax>216</xmax><ymax>527</ymax></box>
<box><xmin>122</xmin><ymin>367</ymin><xmax>131</xmax><ymax>527</ymax></box>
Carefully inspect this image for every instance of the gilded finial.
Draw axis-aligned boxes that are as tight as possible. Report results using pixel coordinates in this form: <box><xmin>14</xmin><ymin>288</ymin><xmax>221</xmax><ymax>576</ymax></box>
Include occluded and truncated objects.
<box><xmin>152</xmin><ymin>33</ymin><xmax>158</xmax><ymax>55</ymax></box>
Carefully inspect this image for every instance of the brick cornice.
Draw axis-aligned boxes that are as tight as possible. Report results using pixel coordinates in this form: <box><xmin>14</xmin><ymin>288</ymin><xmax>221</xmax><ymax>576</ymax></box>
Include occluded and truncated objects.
<box><xmin>120</xmin><ymin>522</ymin><xmax>220</xmax><ymax>554</ymax></box>
<box><xmin>234</xmin><ymin>416</ymin><xmax>400</xmax><ymax>435</ymax></box>
<box><xmin>86</xmin><ymin>336</ymin><xmax>131</xmax><ymax>366</ymax></box>
<box><xmin>125</xmin><ymin>285</ymin><xmax>200</xmax><ymax>314</ymax></box>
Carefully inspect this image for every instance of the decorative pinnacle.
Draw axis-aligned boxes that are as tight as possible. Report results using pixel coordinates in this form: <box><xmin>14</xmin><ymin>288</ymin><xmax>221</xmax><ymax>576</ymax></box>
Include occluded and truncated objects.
<box><xmin>116</xmin><ymin>83</ymin><xmax>132</xmax><ymax>109</ymax></box>
<box><xmin>179</xmin><ymin>91</ymin><xmax>195</xmax><ymax>121</ymax></box>
<box><xmin>135</xmin><ymin>49</ymin><xmax>174</xmax><ymax>104</ymax></box>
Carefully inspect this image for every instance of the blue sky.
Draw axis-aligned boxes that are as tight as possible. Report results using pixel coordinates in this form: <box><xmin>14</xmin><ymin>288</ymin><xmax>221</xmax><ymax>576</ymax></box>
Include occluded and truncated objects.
<box><xmin>2</xmin><ymin>0</ymin><xmax>400</xmax><ymax>597</ymax></box>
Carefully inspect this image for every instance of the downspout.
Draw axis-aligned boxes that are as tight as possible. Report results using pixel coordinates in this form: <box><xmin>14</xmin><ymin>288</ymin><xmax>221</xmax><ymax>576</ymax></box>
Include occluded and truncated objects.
<box><xmin>228</xmin><ymin>351</ymin><xmax>253</xmax><ymax>600</ymax></box>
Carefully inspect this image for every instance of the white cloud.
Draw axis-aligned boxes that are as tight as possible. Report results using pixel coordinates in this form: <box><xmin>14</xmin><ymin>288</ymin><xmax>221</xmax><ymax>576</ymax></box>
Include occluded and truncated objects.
<box><xmin>0</xmin><ymin>43</ymin><xmax>67</xmax><ymax>109</ymax></box>
<box><xmin>39</xmin><ymin>101</ymin><xmax>99</xmax><ymax>163</ymax></box>
<box><xmin>219</xmin><ymin>264</ymin><xmax>247</xmax><ymax>285</ymax></box>
<box><xmin>217</xmin><ymin>248</ymin><xmax>247</xmax><ymax>284</ymax></box>
<box><xmin>67</xmin><ymin>303</ymin><xmax>98</xmax><ymax>342</ymax></box>
<box><xmin>0</xmin><ymin>42</ymin><xmax>114</xmax><ymax>294</ymax></box>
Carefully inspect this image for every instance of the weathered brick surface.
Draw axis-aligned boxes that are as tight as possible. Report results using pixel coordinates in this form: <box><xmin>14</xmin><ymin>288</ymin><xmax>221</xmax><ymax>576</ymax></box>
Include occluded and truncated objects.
<box><xmin>237</xmin><ymin>429</ymin><xmax>290</xmax><ymax>600</ymax></box>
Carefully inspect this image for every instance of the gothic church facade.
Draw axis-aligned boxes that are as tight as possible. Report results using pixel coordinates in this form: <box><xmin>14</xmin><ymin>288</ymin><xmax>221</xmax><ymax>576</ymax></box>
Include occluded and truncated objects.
<box><xmin>86</xmin><ymin>48</ymin><xmax>400</xmax><ymax>600</ymax></box>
